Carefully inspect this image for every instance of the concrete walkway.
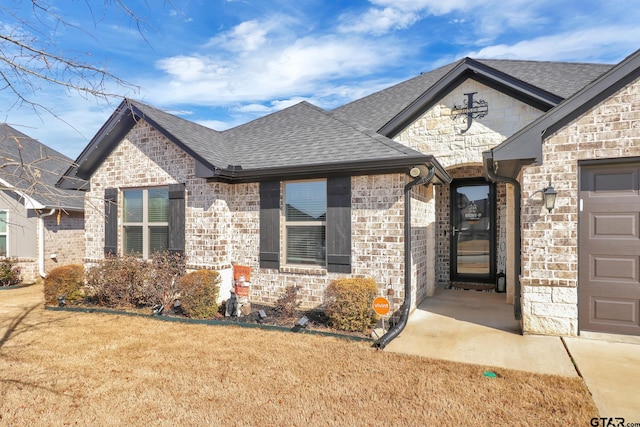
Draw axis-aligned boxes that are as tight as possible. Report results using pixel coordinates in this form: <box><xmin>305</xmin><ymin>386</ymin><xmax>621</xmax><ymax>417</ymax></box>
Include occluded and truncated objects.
<box><xmin>384</xmin><ymin>286</ymin><xmax>640</xmax><ymax>419</ymax></box>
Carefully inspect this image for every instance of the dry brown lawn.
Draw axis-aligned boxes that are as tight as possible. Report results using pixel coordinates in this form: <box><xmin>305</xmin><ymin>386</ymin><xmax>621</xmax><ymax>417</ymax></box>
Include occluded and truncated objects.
<box><xmin>1</xmin><ymin>284</ymin><xmax>598</xmax><ymax>426</ymax></box>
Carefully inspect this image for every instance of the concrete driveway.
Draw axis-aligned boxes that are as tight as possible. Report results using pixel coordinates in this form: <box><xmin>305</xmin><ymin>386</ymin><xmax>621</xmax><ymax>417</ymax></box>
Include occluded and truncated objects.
<box><xmin>384</xmin><ymin>286</ymin><xmax>640</xmax><ymax>420</ymax></box>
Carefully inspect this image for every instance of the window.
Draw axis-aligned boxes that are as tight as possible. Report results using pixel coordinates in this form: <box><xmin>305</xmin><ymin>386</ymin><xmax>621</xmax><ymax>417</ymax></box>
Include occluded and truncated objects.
<box><xmin>0</xmin><ymin>211</ymin><xmax>7</xmax><ymax>257</ymax></box>
<box><xmin>284</xmin><ymin>180</ymin><xmax>327</xmax><ymax>266</ymax></box>
<box><xmin>260</xmin><ymin>177</ymin><xmax>351</xmax><ymax>273</ymax></box>
<box><xmin>122</xmin><ymin>188</ymin><xmax>169</xmax><ymax>258</ymax></box>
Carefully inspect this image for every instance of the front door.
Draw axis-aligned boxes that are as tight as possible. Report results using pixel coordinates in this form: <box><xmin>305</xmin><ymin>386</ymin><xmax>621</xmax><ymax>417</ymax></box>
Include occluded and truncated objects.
<box><xmin>451</xmin><ymin>179</ymin><xmax>495</xmax><ymax>283</ymax></box>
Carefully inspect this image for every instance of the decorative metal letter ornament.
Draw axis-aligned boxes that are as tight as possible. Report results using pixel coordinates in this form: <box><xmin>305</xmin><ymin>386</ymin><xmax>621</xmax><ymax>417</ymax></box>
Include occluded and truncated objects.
<box><xmin>451</xmin><ymin>92</ymin><xmax>489</xmax><ymax>133</ymax></box>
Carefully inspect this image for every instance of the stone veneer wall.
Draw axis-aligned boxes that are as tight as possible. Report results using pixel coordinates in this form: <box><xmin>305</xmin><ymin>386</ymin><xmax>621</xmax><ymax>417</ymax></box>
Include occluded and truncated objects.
<box><xmin>12</xmin><ymin>211</ymin><xmax>85</xmax><ymax>283</ymax></box>
<box><xmin>14</xmin><ymin>258</ymin><xmax>38</xmax><ymax>283</ymax></box>
<box><xmin>394</xmin><ymin>80</ymin><xmax>544</xmax><ymax>166</ymax></box>
<box><xmin>395</xmin><ymin>80</ymin><xmax>543</xmax><ymax>291</ymax></box>
<box><xmin>520</xmin><ymin>77</ymin><xmax>640</xmax><ymax>336</ymax></box>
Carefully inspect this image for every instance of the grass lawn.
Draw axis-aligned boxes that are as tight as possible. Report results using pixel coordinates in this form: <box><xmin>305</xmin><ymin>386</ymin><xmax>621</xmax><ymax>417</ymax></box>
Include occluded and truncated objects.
<box><xmin>0</xmin><ymin>284</ymin><xmax>598</xmax><ymax>426</ymax></box>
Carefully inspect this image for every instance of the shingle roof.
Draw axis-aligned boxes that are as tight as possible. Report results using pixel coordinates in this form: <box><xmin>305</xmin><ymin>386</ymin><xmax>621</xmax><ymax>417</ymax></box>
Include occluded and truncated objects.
<box><xmin>0</xmin><ymin>124</ymin><xmax>83</xmax><ymax>210</ymax></box>
<box><xmin>222</xmin><ymin>101</ymin><xmax>429</xmax><ymax>170</ymax></box>
<box><xmin>332</xmin><ymin>59</ymin><xmax>613</xmax><ymax>133</ymax></box>
<box><xmin>59</xmin><ymin>56</ymin><xmax>616</xmax><ymax>187</ymax></box>
<box><xmin>129</xmin><ymin>100</ymin><xmax>230</xmax><ymax>169</ymax></box>
<box><xmin>491</xmin><ymin>48</ymin><xmax>640</xmax><ymax>177</ymax></box>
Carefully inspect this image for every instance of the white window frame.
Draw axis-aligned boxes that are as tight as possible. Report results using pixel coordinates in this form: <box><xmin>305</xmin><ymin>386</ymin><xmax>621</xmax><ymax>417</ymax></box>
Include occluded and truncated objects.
<box><xmin>0</xmin><ymin>210</ymin><xmax>8</xmax><ymax>257</ymax></box>
<box><xmin>122</xmin><ymin>187</ymin><xmax>169</xmax><ymax>259</ymax></box>
<box><xmin>283</xmin><ymin>179</ymin><xmax>327</xmax><ymax>267</ymax></box>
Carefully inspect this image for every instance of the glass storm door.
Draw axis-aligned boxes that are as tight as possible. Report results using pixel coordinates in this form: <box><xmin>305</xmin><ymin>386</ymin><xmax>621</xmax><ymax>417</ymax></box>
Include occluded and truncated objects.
<box><xmin>451</xmin><ymin>180</ymin><xmax>495</xmax><ymax>283</ymax></box>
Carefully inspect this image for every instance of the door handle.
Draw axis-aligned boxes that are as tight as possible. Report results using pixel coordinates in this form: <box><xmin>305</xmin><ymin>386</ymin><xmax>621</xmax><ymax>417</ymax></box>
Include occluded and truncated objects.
<box><xmin>452</xmin><ymin>227</ymin><xmax>459</xmax><ymax>235</ymax></box>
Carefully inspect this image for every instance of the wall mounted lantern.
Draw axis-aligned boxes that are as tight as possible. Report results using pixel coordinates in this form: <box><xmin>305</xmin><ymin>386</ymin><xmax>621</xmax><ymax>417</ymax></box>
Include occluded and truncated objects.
<box><xmin>543</xmin><ymin>184</ymin><xmax>557</xmax><ymax>213</ymax></box>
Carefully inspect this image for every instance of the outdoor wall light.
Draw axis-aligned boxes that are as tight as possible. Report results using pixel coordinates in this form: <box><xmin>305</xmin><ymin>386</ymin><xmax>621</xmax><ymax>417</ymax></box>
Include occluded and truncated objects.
<box><xmin>533</xmin><ymin>182</ymin><xmax>558</xmax><ymax>213</ymax></box>
<box><xmin>542</xmin><ymin>183</ymin><xmax>557</xmax><ymax>213</ymax></box>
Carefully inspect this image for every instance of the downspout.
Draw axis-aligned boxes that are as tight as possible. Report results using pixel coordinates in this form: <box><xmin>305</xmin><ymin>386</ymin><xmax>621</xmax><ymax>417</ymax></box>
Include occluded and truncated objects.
<box><xmin>39</xmin><ymin>208</ymin><xmax>57</xmax><ymax>278</ymax></box>
<box><xmin>482</xmin><ymin>152</ymin><xmax>522</xmax><ymax>321</ymax></box>
<box><xmin>375</xmin><ymin>166</ymin><xmax>435</xmax><ymax>349</ymax></box>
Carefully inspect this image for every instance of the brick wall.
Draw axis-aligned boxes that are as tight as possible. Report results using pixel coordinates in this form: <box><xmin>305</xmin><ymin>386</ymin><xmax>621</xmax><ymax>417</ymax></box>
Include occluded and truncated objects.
<box><xmin>252</xmin><ymin>174</ymin><xmax>410</xmax><ymax>308</ymax></box>
<box><xmin>85</xmin><ymin>121</ymin><xmax>422</xmax><ymax>309</ymax></box>
<box><xmin>520</xmin><ymin>76</ymin><xmax>640</xmax><ymax>336</ymax></box>
<box><xmin>43</xmin><ymin>210</ymin><xmax>85</xmax><ymax>271</ymax></box>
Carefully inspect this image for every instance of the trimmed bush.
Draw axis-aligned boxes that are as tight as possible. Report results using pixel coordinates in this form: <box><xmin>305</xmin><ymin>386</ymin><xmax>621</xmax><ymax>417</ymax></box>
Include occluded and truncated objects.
<box><xmin>148</xmin><ymin>251</ymin><xmax>186</xmax><ymax>309</ymax></box>
<box><xmin>0</xmin><ymin>257</ymin><xmax>21</xmax><ymax>286</ymax></box>
<box><xmin>176</xmin><ymin>270</ymin><xmax>221</xmax><ymax>319</ymax></box>
<box><xmin>85</xmin><ymin>254</ymin><xmax>150</xmax><ymax>308</ymax></box>
<box><xmin>324</xmin><ymin>277</ymin><xmax>379</xmax><ymax>333</ymax></box>
<box><xmin>44</xmin><ymin>264</ymin><xmax>85</xmax><ymax>305</ymax></box>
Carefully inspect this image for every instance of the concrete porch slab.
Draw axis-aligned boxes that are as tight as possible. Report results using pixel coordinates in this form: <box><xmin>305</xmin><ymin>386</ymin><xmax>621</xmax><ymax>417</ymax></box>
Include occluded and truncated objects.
<box><xmin>384</xmin><ymin>286</ymin><xmax>578</xmax><ymax>378</ymax></box>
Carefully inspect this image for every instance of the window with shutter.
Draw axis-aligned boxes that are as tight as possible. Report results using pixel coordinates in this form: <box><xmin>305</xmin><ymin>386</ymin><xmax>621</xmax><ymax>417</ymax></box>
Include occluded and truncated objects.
<box><xmin>122</xmin><ymin>187</ymin><xmax>169</xmax><ymax>258</ymax></box>
<box><xmin>284</xmin><ymin>180</ymin><xmax>327</xmax><ymax>266</ymax></box>
<box><xmin>259</xmin><ymin>177</ymin><xmax>351</xmax><ymax>272</ymax></box>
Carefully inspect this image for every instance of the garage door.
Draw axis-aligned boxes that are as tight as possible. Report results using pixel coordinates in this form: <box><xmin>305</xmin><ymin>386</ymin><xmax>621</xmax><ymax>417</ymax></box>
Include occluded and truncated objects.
<box><xmin>579</xmin><ymin>161</ymin><xmax>640</xmax><ymax>336</ymax></box>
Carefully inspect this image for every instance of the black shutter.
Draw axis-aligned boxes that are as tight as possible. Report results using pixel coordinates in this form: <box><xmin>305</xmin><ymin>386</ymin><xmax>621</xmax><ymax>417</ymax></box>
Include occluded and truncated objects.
<box><xmin>168</xmin><ymin>183</ymin><xmax>186</xmax><ymax>254</ymax></box>
<box><xmin>260</xmin><ymin>181</ymin><xmax>280</xmax><ymax>269</ymax></box>
<box><xmin>104</xmin><ymin>188</ymin><xmax>118</xmax><ymax>256</ymax></box>
<box><xmin>326</xmin><ymin>176</ymin><xmax>351</xmax><ymax>273</ymax></box>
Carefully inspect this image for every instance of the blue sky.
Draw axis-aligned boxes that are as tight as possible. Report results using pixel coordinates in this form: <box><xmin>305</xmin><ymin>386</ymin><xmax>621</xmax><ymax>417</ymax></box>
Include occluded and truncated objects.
<box><xmin>1</xmin><ymin>0</ymin><xmax>639</xmax><ymax>159</ymax></box>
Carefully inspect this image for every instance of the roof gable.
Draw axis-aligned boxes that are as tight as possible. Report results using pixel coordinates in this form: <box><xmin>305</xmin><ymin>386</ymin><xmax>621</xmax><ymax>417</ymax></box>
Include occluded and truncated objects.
<box><xmin>58</xmin><ymin>99</ymin><xmax>229</xmax><ymax>189</ymax></box>
<box><xmin>0</xmin><ymin>124</ymin><xmax>83</xmax><ymax>210</ymax></box>
<box><xmin>59</xmin><ymin>99</ymin><xmax>451</xmax><ymax>187</ymax></box>
<box><xmin>332</xmin><ymin>58</ymin><xmax>612</xmax><ymax>137</ymax></box>
<box><xmin>492</xmin><ymin>48</ymin><xmax>640</xmax><ymax>175</ymax></box>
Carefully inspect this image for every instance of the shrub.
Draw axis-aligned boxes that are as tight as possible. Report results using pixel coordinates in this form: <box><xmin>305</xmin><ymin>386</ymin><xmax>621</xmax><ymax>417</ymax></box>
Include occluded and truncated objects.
<box><xmin>85</xmin><ymin>254</ymin><xmax>150</xmax><ymax>308</ymax></box>
<box><xmin>44</xmin><ymin>264</ymin><xmax>85</xmax><ymax>305</ymax></box>
<box><xmin>148</xmin><ymin>251</ymin><xmax>186</xmax><ymax>309</ymax></box>
<box><xmin>324</xmin><ymin>277</ymin><xmax>379</xmax><ymax>333</ymax></box>
<box><xmin>176</xmin><ymin>270</ymin><xmax>221</xmax><ymax>319</ymax></box>
<box><xmin>0</xmin><ymin>257</ymin><xmax>21</xmax><ymax>286</ymax></box>
<box><xmin>274</xmin><ymin>285</ymin><xmax>301</xmax><ymax>317</ymax></box>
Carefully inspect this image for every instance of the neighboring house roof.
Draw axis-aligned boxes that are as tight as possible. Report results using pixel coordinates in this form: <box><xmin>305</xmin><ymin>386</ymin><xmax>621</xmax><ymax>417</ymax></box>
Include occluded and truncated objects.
<box><xmin>0</xmin><ymin>124</ymin><xmax>83</xmax><ymax>210</ymax></box>
<box><xmin>491</xmin><ymin>48</ymin><xmax>640</xmax><ymax>177</ymax></box>
<box><xmin>332</xmin><ymin>58</ymin><xmax>612</xmax><ymax>136</ymax></box>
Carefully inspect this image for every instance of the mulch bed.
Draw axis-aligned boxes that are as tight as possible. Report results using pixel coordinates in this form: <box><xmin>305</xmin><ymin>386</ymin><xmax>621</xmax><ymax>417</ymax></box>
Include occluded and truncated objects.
<box><xmin>49</xmin><ymin>299</ymin><xmax>374</xmax><ymax>341</ymax></box>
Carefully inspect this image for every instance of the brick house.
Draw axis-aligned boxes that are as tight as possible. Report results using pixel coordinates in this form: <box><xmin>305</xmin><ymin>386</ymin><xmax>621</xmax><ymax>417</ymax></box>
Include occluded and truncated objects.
<box><xmin>0</xmin><ymin>124</ymin><xmax>85</xmax><ymax>282</ymax></box>
<box><xmin>59</xmin><ymin>49</ymin><xmax>640</xmax><ymax>340</ymax></box>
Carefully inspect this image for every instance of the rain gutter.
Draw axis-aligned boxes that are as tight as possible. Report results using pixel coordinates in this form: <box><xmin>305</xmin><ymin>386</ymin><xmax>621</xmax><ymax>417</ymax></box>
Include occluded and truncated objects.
<box><xmin>483</xmin><ymin>151</ymin><xmax>522</xmax><ymax>321</ymax></box>
<box><xmin>375</xmin><ymin>166</ymin><xmax>436</xmax><ymax>349</ymax></box>
<box><xmin>39</xmin><ymin>208</ymin><xmax>57</xmax><ymax>278</ymax></box>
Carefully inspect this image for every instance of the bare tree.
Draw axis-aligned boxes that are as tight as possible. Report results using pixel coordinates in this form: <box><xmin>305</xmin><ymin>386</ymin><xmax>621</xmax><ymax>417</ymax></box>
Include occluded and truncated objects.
<box><xmin>0</xmin><ymin>1</ymin><xmax>171</xmax><ymax>116</ymax></box>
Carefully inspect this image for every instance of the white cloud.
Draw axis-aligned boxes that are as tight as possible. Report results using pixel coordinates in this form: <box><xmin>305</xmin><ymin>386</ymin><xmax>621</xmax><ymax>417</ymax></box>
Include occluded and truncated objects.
<box><xmin>465</xmin><ymin>26</ymin><xmax>640</xmax><ymax>62</ymax></box>
<box><xmin>370</xmin><ymin>0</ymin><xmax>481</xmax><ymax>15</ymax></box>
<box><xmin>338</xmin><ymin>7</ymin><xmax>420</xmax><ymax>34</ymax></box>
<box><xmin>208</xmin><ymin>19</ymin><xmax>270</xmax><ymax>53</ymax></box>
<box><xmin>146</xmin><ymin>26</ymin><xmax>407</xmax><ymax>108</ymax></box>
